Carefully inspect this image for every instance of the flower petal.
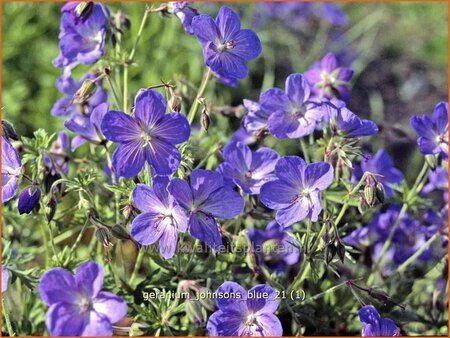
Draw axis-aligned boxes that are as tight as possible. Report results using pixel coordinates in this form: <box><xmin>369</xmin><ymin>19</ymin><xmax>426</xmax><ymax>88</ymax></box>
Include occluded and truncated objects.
<box><xmin>189</xmin><ymin>212</ymin><xmax>222</xmax><ymax>249</ymax></box>
<box><xmin>200</xmin><ymin>187</ymin><xmax>244</xmax><ymax>218</ymax></box>
<box><xmin>75</xmin><ymin>261</ymin><xmax>104</xmax><ymax>298</ymax></box>
<box><xmin>152</xmin><ymin>113</ymin><xmax>190</xmax><ymax>144</ymax></box>
<box><xmin>112</xmin><ymin>141</ymin><xmax>146</xmax><ymax>178</ymax></box>
<box><xmin>205</xmin><ymin>44</ymin><xmax>249</xmax><ymax>79</ymax></box>
<box><xmin>190</xmin><ymin>169</ymin><xmax>224</xmax><ymax>206</ymax></box>
<box><xmin>158</xmin><ymin>224</ymin><xmax>178</xmax><ymax>259</ymax></box>
<box><xmin>275</xmin><ymin>201</ymin><xmax>309</xmax><ymax>227</ymax></box>
<box><xmin>101</xmin><ymin>111</ymin><xmax>139</xmax><ymax>143</ymax></box>
<box><xmin>134</xmin><ymin>89</ymin><xmax>166</xmax><ymax>129</ymax></box>
<box><xmin>192</xmin><ymin>14</ymin><xmax>220</xmax><ymax>45</ymax></box>
<box><xmin>260</xmin><ymin>88</ymin><xmax>290</xmax><ymax>115</ymax></box>
<box><xmin>131</xmin><ymin>212</ymin><xmax>166</xmax><ymax>245</ymax></box>
<box><xmin>39</xmin><ymin>268</ymin><xmax>77</xmax><ymax>306</ymax></box>
<box><xmin>207</xmin><ymin>310</ymin><xmax>245</xmax><ymax>336</ymax></box>
<box><xmin>93</xmin><ymin>291</ymin><xmax>128</xmax><ymax>324</ymax></box>
<box><xmin>229</xmin><ymin>29</ymin><xmax>262</xmax><ymax>61</ymax></box>
<box><xmin>145</xmin><ymin>138</ymin><xmax>181</xmax><ymax>176</ymax></box>
<box><xmin>132</xmin><ymin>184</ymin><xmax>166</xmax><ymax>213</ymax></box>
<box><xmin>216</xmin><ymin>6</ymin><xmax>241</xmax><ymax>41</ymax></box>
<box><xmin>275</xmin><ymin>156</ymin><xmax>306</xmax><ymax>188</ymax></box>
<box><xmin>247</xmin><ymin>284</ymin><xmax>279</xmax><ymax>314</ymax></box>
<box><xmin>80</xmin><ymin>311</ymin><xmax>113</xmax><ymax>336</ymax></box>
<box><xmin>260</xmin><ymin>180</ymin><xmax>297</xmax><ymax>210</ymax></box>
<box><xmin>286</xmin><ymin>73</ymin><xmax>310</xmax><ymax>106</ymax></box>
<box><xmin>304</xmin><ymin>162</ymin><xmax>333</xmax><ymax>191</ymax></box>
<box><xmin>46</xmin><ymin>303</ymin><xmax>87</xmax><ymax>336</ymax></box>
<box><xmin>252</xmin><ymin>313</ymin><xmax>283</xmax><ymax>336</ymax></box>
<box><xmin>358</xmin><ymin>305</ymin><xmax>381</xmax><ymax>327</ymax></box>
<box><xmin>216</xmin><ymin>281</ymin><xmax>248</xmax><ymax>310</ymax></box>
<box><xmin>168</xmin><ymin>179</ymin><xmax>194</xmax><ymax>210</ymax></box>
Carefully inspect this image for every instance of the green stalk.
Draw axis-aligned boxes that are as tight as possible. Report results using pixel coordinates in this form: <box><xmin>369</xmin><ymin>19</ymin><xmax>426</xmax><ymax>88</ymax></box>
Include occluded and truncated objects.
<box><xmin>106</xmin><ymin>76</ymin><xmax>122</xmax><ymax>110</ymax></box>
<box><xmin>2</xmin><ymin>297</ymin><xmax>15</xmax><ymax>336</ymax></box>
<box><xmin>40</xmin><ymin>222</ymin><xmax>51</xmax><ymax>268</ymax></box>
<box><xmin>128</xmin><ymin>9</ymin><xmax>150</xmax><ymax>63</ymax></box>
<box><xmin>123</xmin><ymin>65</ymin><xmax>129</xmax><ymax>113</ymax></box>
<box><xmin>397</xmin><ymin>233</ymin><xmax>441</xmax><ymax>274</ymax></box>
<box><xmin>187</xmin><ymin>68</ymin><xmax>212</xmax><ymax>124</ymax></box>
<box><xmin>300</xmin><ymin>138</ymin><xmax>310</xmax><ymax>163</ymax></box>
<box><xmin>129</xmin><ymin>248</ymin><xmax>145</xmax><ymax>287</ymax></box>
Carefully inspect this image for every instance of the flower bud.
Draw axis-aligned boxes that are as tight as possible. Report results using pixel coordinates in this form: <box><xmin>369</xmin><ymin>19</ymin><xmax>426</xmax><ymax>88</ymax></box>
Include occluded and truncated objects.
<box><xmin>335</xmin><ymin>239</ymin><xmax>346</xmax><ymax>264</ymax></box>
<box><xmin>2</xmin><ymin>120</ymin><xmax>19</xmax><ymax>141</ymax></box>
<box><xmin>425</xmin><ymin>154</ymin><xmax>437</xmax><ymax>170</ymax></box>
<box><xmin>200</xmin><ymin>109</ymin><xmax>210</xmax><ymax>132</ymax></box>
<box><xmin>325</xmin><ymin>243</ymin><xmax>336</xmax><ymax>265</ymax></box>
<box><xmin>375</xmin><ymin>182</ymin><xmax>385</xmax><ymax>204</ymax></box>
<box><xmin>45</xmin><ymin>197</ymin><xmax>57</xmax><ymax>223</ymax></box>
<box><xmin>111</xmin><ymin>224</ymin><xmax>132</xmax><ymax>241</ymax></box>
<box><xmin>358</xmin><ymin>194</ymin><xmax>369</xmax><ymax>214</ymax></box>
<box><xmin>364</xmin><ymin>185</ymin><xmax>376</xmax><ymax>207</ymax></box>
<box><xmin>75</xmin><ymin>2</ymin><xmax>94</xmax><ymax>19</ymax></box>
<box><xmin>73</xmin><ymin>79</ymin><xmax>96</xmax><ymax>104</ymax></box>
<box><xmin>95</xmin><ymin>226</ymin><xmax>113</xmax><ymax>247</ymax></box>
<box><xmin>18</xmin><ymin>186</ymin><xmax>41</xmax><ymax>215</ymax></box>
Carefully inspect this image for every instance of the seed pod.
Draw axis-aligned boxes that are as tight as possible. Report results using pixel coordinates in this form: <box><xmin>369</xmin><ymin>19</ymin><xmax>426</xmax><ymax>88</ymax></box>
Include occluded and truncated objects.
<box><xmin>325</xmin><ymin>242</ymin><xmax>336</xmax><ymax>265</ymax></box>
<box><xmin>73</xmin><ymin>79</ymin><xmax>96</xmax><ymax>104</ymax></box>
<box><xmin>335</xmin><ymin>239</ymin><xmax>345</xmax><ymax>264</ymax></box>
<box><xmin>425</xmin><ymin>154</ymin><xmax>437</xmax><ymax>170</ymax></box>
<box><xmin>95</xmin><ymin>227</ymin><xmax>113</xmax><ymax>247</ymax></box>
<box><xmin>75</xmin><ymin>2</ymin><xmax>94</xmax><ymax>19</ymax></box>
<box><xmin>200</xmin><ymin>109</ymin><xmax>210</xmax><ymax>132</ymax></box>
<box><xmin>358</xmin><ymin>194</ymin><xmax>369</xmax><ymax>214</ymax></box>
<box><xmin>364</xmin><ymin>185</ymin><xmax>376</xmax><ymax>207</ymax></box>
<box><xmin>375</xmin><ymin>182</ymin><xmax>385</xmax><ymax>204</ymax></box>
<box><xmin>45</xmin><ymin>197</ymin><xmax>57</xmax><ymax>223</ymax></box>
<box><xmin>2</xmin><ymin>120</ymin><xmax>19</xmax><ymax>141</ymax></box>
<box><xmin>169</xmin><ymin>94</ymin><xmax>182</xmax><ymax>112</ymax></box>
<box><xmin>111</xmin><ymin>224</ymin><xmax>132</xmax><ymax>241</ymax></box>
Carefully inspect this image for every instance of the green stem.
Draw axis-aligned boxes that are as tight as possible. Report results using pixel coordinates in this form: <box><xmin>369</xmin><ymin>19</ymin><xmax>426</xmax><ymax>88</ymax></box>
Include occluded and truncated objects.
<box><xmin>63</xmin><ymin>220</ymin><xmax>90</xmax><ymax>266</ymax></box>
<box><xmin>123</xmin><ymin>65</ymin><xmax>129</xmax><ymax>113</ymax></box>
<box><xmin>187</xmin><ymin>68</ymin><xmax>212</xmax><ymax>124</ymax></box>
<box><xmin>130</xmin><ymin>248</ymin><xmax>145</xmax><ymax>287</ymax></box>
<box><xmin>106</xmin><ymin>76</ymin><xmax>122</xmax><ymax>110</ymax></box>
<box><xmin>397</xmin><ymin>233</ymin><xmax>441</xmax><ymax>274</ymax></box>
<box><xmin>194</xmin><ymin>144</ymin><xmax>221</xmax><ymax>169</ymax></box>
<box><xmin>47</xmin><ymin>223</ymin><xmax>60</xmax><ymax>265</ymax></box>
<box><xmin>40</xmin><ymin>222</ymin><xmax>51</xmax><ymax>268</ymax></box>
<box><xmin>2</xmin><ymin>297</ymin><xmax>15</xmax><ymax>336</ymax></box>
<box><xmin>104</xmin><ymin>144</ymin><xmax>120</xmax><ymax>224</ymax></box>
<box><xmin>128</xmin><ymin>9</ymin><xmax>150</xmax><ymax>63</ymax></box>
<box><xmin>300</xmin><ymin>138</ymin><xmax>310</xmax><ymax>163</ymax></box>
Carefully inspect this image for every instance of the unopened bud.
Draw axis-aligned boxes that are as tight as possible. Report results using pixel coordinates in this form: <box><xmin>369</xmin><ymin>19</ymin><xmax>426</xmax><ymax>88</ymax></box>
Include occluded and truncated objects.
<box><xmin>45</xmin><ymin>197</ymin><xmax>57</xmax><ymax>223</ymax></box>
<box><xmin>75</xmin><ymin>2</ymin><xmax>94</xmax><ymax>19</ymax></box>
<box><xmin>200</xmin><ymin>109</ymin><xmax>210</xmax><ymax>132</ymax></box>
<box><xmin>425</xmin><ymin>154</ymin><xmax>437</xmax><ymax>170</ymax></box>
<box><xmin>325</xmin><ymin>243</ymin><xmax>336</xmax><ymax>265</ymax></box>
<box><xmin>74</xmin><ymin>79</ymin><xmax>96</xmax><ymax>104</ymax></box>
<box><xmin>95</xmin><ymin>227</ymin><xmax>113</xmax><ymax>247</ymax></box>
<box><xmin>111</xmin><ymin>224</ymin><xmax>132</xmax><ymax>240</ymax></box>
<box><xmin>2</xmin><ymin>120</ymin><xmax>19</xmax><ymax>141</ymax></box>
<box><xmin>358</xmin><ymin>194</ymin><xmax>369</xmax><ymax>214</ymax></box>
<box><xmin>364</xmin><ymin>185</ymin><xmax>376</xmax><ymax>207</ymax></box>
<box><xmin>169</xmin><ymin>94</ymin><xmax>182</xmax><ymax>112</ymax></box>
<box><xmin>375</xmin><ymin>182</ymin><xmax>385</xmax><ymax>204</ymax></box>
<box><xmin>336</xmin><ymin>239</ymin><xmax>346</xmax><ymax>264</ymax></box>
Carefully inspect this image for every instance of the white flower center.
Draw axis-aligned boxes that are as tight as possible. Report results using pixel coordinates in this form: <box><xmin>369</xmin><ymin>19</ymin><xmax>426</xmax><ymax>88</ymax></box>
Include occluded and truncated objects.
<box><xmin>245</xmin><ymin>313</ymin><xmax>257</xmax><ymax>326</ymax></box>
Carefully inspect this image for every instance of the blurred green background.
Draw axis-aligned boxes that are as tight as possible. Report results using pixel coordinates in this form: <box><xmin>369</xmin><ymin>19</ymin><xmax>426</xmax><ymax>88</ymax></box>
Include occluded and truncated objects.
<box><xmin>2</xmin><ymin>1</ymin><xmax>448</xmax><ymax>179</ymax></box>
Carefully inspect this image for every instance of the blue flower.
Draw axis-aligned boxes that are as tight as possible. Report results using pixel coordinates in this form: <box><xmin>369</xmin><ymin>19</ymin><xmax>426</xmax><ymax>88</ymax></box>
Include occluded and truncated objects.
<box><xmin>217</xmin><ymin>141</ymin><xmax>279</xmax><ymax>194</ymax></box>
<box><xmin>131</xmin><ymin>177</ymin><xmax>188</xmax><ymax>259</ymax></box>
<box><xmin>54</xmin><ymin>2</ymin><xmax>109</xmax><ymax>68</ymax></box>
<box><xmin>421</xmin><ymin>167</ymin><xmax>448</xmax><ymax>195</ymax></box>
<box><xmin>168</xmin><ymin>169</ymin><xmax>244</xmax><ymax>249</ymax></box>
<box><xmin>410</xmin><ymin>101</ymin><xmax>448</xmax><ymax>159</ymax></box>
<box><xmin>260</xmin><ymin>73</ymin><xmax>325</xmax><ymax>139</ymax></box>
<box><xmin>352</xmin><ymin>149</ymin><xmax>403</xmax><ymax>197</ymax></box>
<box><xmin>192</xmin><ymin>6</ymin><xmax>262</xmax><ymax>84</ymax></box>
<box><xmin>43</xmin><ymin>131</ymin><xmax>70</xmax><ymax>177</ymax></box>
<box><xmin>101</xmin><ymin>89</ymin><xmax>190</xmax><ymax>178</ymax></box>
<box><xmin>2</xmin><ymin>136</ymin><xmax>22</xmax><ymax>203</ymax></box>
<box><xmin>170</xmin><ymin>2</ymin><xmax>198</xmax><ymax>35</ymax></box>
<box><xmin>248</xmin><ymin>221</ymin><xmax>300</xmax><ymax>273</ymax></box>
<box><xmin>358</xmin><ymin>305</ymin><xmax>401</xmax><ymax>336</ymax></box>
<box><xmin>18</xmin><ymin>186</ymin><xmax>41</xmax><ymax>215</ymax></box>
<box><xmin>260</xmin><ymin>156</ymin><xmax>334</xmax><ymax>227</ymax></box>
<box><xmin>242</xmin><ymin>99</ymin><xmax>271</xmax><ymax>135</ymax></box>
<box><xmin>207</xmin><ymin>282</ymin><xmax>282</xmax><ymax>336</ymax></box>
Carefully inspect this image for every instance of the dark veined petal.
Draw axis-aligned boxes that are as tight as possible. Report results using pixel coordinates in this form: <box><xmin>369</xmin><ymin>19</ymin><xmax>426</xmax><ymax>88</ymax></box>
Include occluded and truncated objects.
<box><xmin>192</xmin><ymin>14</ymin><xmax>220</xmax><ymax>45</ymax></box>
<box><xmin>93</xmin><ymin>291</ymin><xmax>128</xmax><ymax>324</ymax></box>
<box><xmin>250</xmin><ymin>313</ymin><xmax>283</xmax><ymax>336</ymax></box>
<box><xmin>285</xmin><ymin>73</ymin><xmax>310</xmax><ymax>106</ymax></box>
<box><xmin>215</xmin><ymin>281</ymin><xmax>248</xmax><ymax>310</ymax></box>
<box><xmin>152</xmin><ymin>113</ymin><xmax>190</xmax><ymax>144</ymax></box>
<box><xmin>260</xmin><ymin>88</ymin><xmax>291</xmax><ymax>115</ymax></box>
<box><xmin>168</xmin><ymin>179</ymin><xmax>194</xmax><ymax>210</ymax></box>
<box><xmin>134</xmin><ymin>89</ymin><xmax>167</xmax><ymax>129</ymax></box>
<box><xmin>274</xmin><ymin>156</ymin><xmax>306</xmax><ymax>188</ymax></box>
<box><xmin>158</xmin><ymin>224</ymin><xmax>178</xmax><ymax>259</ymax></box>
<box><xmin>215</xmin><ymin>6</ymin><xmax>241</xmax><ymax>41</ymax></box>
<box><xmin>207</xmin><ymin>310</ymin><xmax>245</xmax><ymax>336</ymax></box>
<box><xmin>188</xmin><ymin>212</ymin><xmax>222</xmax><ymax>249</ymax></box>
<box><xmin>199</xmin><ymin>187</ymin><xmax>244</xmax><ymax>218</ymax></box>
<box><xmin>247</xmin><ymin>284</ymin><xmax>279</xmax><ymax>314</ymax></box>
<box><xmin>260</xmin><ymin>180</ymin><xmax>297</xmax><ymax>210</ymax></box>
<box><xmin>132</xmin><ymin>184</ymin><xmax>166</xmax><ymax>213</ymax></box>
<box><xmin>45</xmin><ymin>303</ymin><xmax>88</xmax><ymax>336</ymax></box>
<box><xmin>205</xmin><ymin>43</ymin><xmax>249</xmax><ymax>79</ymax></box>
<box><xmin>112</xmin><ymin>141</ymin><xmax>146</xmax><ymax>178</ymax></box>
<box><xmin>131</xmin><ymin>212</ymin><xmax>166</xmax><ymax>245</ymax></box>
<box><xmin>304</xmin><ymin>162</ymin><xmax>333</xmax><ymax>191</ymax></box>
<box><xmin>229</xmin><ymin>29</ymin><xmax>262</xmax><ymax>61</ymax></box>
<box><xmin>145</xmin><ymin>138</ymin><xmax>181</xmax><ymax>176</ymax></box>
<box><xmin>189</xmin><ymin>169</ymin><xmax>224</xmax><ymax>206</ymax></box>
<box><xmin>101</xmin><ymin>111</ymin><xmax>139</xmax><ymax>143</ymax></box>
<box><xmin>75</xmin><ymin>261</ymin><xmax>104</xmax><ymax>298</ymax></box>
<box><xmin>39</xmin><ymin>268</ymin><xmax>77</xmax><ymax>306</ymax></box>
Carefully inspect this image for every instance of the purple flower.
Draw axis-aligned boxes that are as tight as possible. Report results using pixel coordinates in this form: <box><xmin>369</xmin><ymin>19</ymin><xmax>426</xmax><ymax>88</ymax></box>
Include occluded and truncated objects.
<box><xmin>322</xmin><ymin>100</ymin><xmax>378</xmax><ymax>137</ymax></box>
<box><xmin>64</xmin><ymin>102</ymin><xmax>108</xmax><ymax>151</ymax></box>
<box><xmin>260</xmin><ymin>73</ymin><xmax>325</xmax><ymax>139</ymax></box>
<box><xmin>18</xmin><ymin>186</ymin><xmax>41</xmax><ymax>215</ymax></box>
<box><xmin>304</xmin><ymin>52</ymin><xmax>353</xmax><ymax>101</ymax></box>
<box><xmin>39</xmin><ymin>261</ymin><xmax>127</xmax><ymax>336</ymax></box>
<box><xmin>248</xmin><ymin>221</ymin><xmax>300</xmax><ymax>273</ymax></box>
<box><xmin>168</xmin><ymin>169</ymin><xmax>244</xmax><ymax>249</ymax></box>
<box><xmin>170</xmin><ymin>2</ymin><xmax>199</xmax><ymax>34</ymax></box>
<box><xmin>54</xmin><ymin>2</ymin><xmax>109</xmax><ymax>68</ymax></box>
<box><xmin>207</xmin><ymin>282</ymin><xmax>282</xmax><ymax>336</ymax></box>
<box><xmin>51</xmin><ymin>71</ymin><xmax>108</xmax><ymax>117</ymax></box>
<box><xmin>192</xmin><ymin>6</ymin><xmax>262</xmax><ymax>83</ymax></box>
<box><xmin>260</xmin><ymin>156</ymin><xmax>333</xmax><ymax>227</ymax></box>
<box><xmin>44</xmin><ymin>131</ymin><xmax>70</xmax><ymax>176</ymax></box>
<box><xmin>2</xmin><ymin>266</ymin><xmax>9</xmax><ymax>293</ymax></box>
<box><xmin>2</xmin><ymin>136</ymin><xmax>22</xmax><ymax>203</ymax></box>
<box><xmin>230</xmin><ymin>126</ymin><xmax>257</xmax><ymax>145</ymax></box>
<box><xmin>410</xmin><ymin>101</ymin><xmax>448</xmax><ymax>159</ymax></box>
<box><xmin>358</xmin><ymin>305</ymin><xmax>401</xmax><ymax>336</ymax></box>
<box><xmin>422</xmin><ymin>167</ymin><xmax>448</xmax><ymax>195</ymax></box>
<box><xmin>242</xmin><ymin>99</ymin><xmax>271</xmax><ymax>135</ymax></box>
<box><xmin>352</xmin><ymin>150</ymin><xmax>403</xmax><ymax>197</ymax></box>
<box><xmin>217</xmin><ymin>142</ymin><xmax>279</xmax><ymax>194</ymax></box>
<box><xmin>319</xmin><ymin>3</ymin><xmax>348</xmax><ymax>26</ymax></box>
<box><xmin>131</xmin><ymin>177</ymin><xmax>188</xmax><ymax>259</ymax></box>
<box><xmin>101</xmin><ymin>89</ymin><xmax>190</xmax><ymax>178</ymax></box>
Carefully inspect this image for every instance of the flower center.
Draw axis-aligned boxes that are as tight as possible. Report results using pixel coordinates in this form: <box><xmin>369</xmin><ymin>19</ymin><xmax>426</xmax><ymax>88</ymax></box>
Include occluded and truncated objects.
<box><xmin>244</xmin><ymin>170</ymin><xmax>253</xmax><ymax>180</ymax></box>
<box><xmin>217</xmin><ymin>40</ymin><xmax>236</xmax><ymax>53</ymax></box>
<box><xmin>290</xmin><ymin>104</ymin><xmax>307</xmax><ymax>119</ymax></box>
<box><xmin>245</xmin><ymin>313</ymin><xmax>257</xmax><ymax>327</ymax></box>
<box><xmin>78</xmin><ymin>297</ymin><xmax>92</xmax><ymax>314</ymax></box>
<box><xmin>140</xmin><ymin>131</ymin><xmax>152</xmax><ymax>147</ymax></box>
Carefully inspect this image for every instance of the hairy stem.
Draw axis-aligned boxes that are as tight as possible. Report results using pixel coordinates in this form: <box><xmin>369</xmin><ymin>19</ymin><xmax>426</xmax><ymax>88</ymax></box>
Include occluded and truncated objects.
<box><xmin>187</xmin><ymin>68</ymin><xmax>212</xmax><ymax>124</ymax></box>
<box><xmin>130</xmin><ymin>247</ymin><xmax>145</xmax><ymax>287</ymax></box>
<box><xmin>2</xmin><ymin>297</ymin><xmax>15</xmax><ymax>336</ymax></box>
